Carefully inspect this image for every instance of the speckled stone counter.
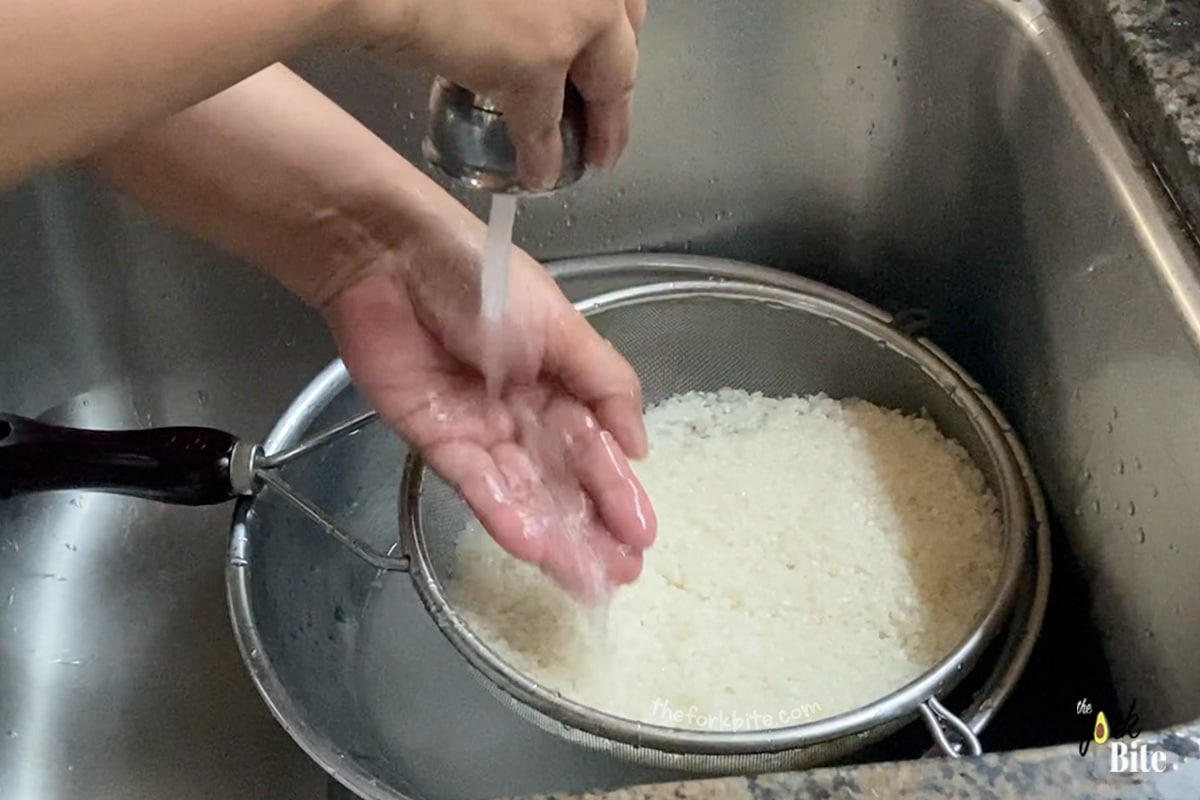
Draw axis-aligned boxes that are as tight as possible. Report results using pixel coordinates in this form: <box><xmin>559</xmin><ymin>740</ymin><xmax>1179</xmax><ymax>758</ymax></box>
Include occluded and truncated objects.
<box><xmin>509</xmin><ymin>730</ymin><xmax>1200</xmax><ymax>800</ymax></box>
<box><xmin>1054</xmin><ymin>0</ymin><xmax>1200</xmax><ymax>235</ymax></box>
<box><xmin>503</xmin><ymin>4</ymin><xmax>1200</xmax><ymax>799</ymax></box>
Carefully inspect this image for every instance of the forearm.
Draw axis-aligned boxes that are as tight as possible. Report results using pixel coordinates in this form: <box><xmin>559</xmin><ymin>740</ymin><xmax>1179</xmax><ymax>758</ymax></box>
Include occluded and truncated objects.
<box><xmin>0</xmin><ymin>0</ymin><xmax>362</xmax><ymax>190</ymax></box>
<box><xmin>89</xmin><ymin>63</ymin><xmax>453</xmax><ymax>307</ymax></box>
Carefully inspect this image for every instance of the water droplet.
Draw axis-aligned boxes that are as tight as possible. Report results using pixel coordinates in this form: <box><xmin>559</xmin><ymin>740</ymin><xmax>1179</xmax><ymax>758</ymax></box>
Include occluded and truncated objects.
<box><xmin>1117</xmin><ymin>461</ymin><xmax>1125</xmax><ymax>475</ymax></box>
<box><xmin>1135</xmin><ymin>457</ymin><xmax>1143</xmax><ymax>470</ymax></box>
<box><xmin>1137</xmin><ymin>527</ymin><xmax>1146</xmax><ymax>543</ymax></box>
<box><xmin>1106</xmin><ymin>421</ymin><xmax>1114</xmax><ymax>433</ymax></box>
<box><xmin>1112</xmin><ymin>407</ymin><xmax>1119</xmax><ymax>419</ymax></box>
<box><xmin>4</xmin><ymin>730</ymin><xmax>16</xmax><ymax>738</ymax></box>
<box><xmin>1091</xmin><ymin>499</ymin><xmax>1101</xmax><ymax>513</ymax></box>
<box><xmin>1128</xmin><ymin>501</ymin><xmax>1136</xmax><ymax>516</ymax></box>
<box><xmin>196</xmin><ymin>390</ymin><xmax>210</xmax><ymax>406</ymax></box>
<box><xmin>1152</xmin><ymin>485</ymin><xmax>1160</xmax><ymax>498</ymax></box>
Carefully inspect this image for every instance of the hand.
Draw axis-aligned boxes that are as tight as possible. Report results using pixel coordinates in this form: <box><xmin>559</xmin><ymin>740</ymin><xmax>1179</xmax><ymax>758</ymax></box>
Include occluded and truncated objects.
<box><xmin>353</xmin><ymin>0</ymin><xmax>646</xmax><ymax>190</ymax></box>
<box><xmin>322</xmin><ymin>206</ymin><xmax>657</xmax><ymax>600</ymax></box>
<box><xmin>89</xmin><ymin>64</ymin><xmax>654</xmax><ymax>598</ymax></box>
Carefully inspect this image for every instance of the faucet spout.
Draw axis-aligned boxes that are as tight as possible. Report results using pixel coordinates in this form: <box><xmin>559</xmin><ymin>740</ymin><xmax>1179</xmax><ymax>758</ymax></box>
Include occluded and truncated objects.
<box><xmin>421</xmin><ymin>77</ymin><xmax>588</xmax><ymax>195</ymax></box>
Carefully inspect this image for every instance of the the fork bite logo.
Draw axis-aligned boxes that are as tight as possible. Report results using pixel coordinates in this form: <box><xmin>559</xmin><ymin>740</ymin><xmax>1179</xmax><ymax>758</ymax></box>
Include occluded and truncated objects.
<box><xmin>1076</xmin><ymin>697</ymin><xmax>1167</xmax><ymax>773</ymax></box>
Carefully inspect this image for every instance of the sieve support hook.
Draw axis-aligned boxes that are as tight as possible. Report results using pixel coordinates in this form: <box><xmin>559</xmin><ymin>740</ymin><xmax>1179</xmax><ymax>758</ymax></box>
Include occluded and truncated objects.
<box><xmin>919</xmin><ymin>696</ymin><xmax>982</xmax><ymax>758</ymax></box>
<box><xmin>256</xmin><ymin>470</ymin><xmax>410</xmax><ymax>572</ymax></box>
<box><xmin>251</xmin><ymin>410</ymin><xmax>409</xmax><ymax>573</ymax></box>
<box><xmin>258</xmin><ymin>410</ymin><xmax>379</xmax><ymax>470</ymax></box>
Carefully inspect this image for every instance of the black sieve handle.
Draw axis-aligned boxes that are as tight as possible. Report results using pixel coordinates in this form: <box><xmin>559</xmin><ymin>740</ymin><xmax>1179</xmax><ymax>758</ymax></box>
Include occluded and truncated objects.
<box><xmin>0</xmin><ymin>413</ymin><xmax>241</xmax><ymax>505</ymax></box>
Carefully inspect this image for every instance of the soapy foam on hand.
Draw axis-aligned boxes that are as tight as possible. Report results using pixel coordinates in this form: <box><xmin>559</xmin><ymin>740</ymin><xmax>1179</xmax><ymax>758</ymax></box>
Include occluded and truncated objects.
<box><xmin>449</xmin><ymin>389</ymin><xmax>1004</xmax><ymax>730</ymax></box>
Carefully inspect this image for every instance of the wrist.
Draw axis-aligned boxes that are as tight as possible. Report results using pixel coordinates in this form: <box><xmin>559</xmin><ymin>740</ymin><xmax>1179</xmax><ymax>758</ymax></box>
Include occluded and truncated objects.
<box><xmin>291</xmin><ymin>158</ymin><xmax>473</xmax><ymax>311</ymax></box>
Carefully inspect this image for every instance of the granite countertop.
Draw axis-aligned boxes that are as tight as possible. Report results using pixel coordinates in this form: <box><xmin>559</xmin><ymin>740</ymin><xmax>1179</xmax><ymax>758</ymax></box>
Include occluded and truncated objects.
<box><xmin>505</xmin><ymin>731</ymin><xmax>1200</xmax><ymax>800</ymax></box>
<box><xmin>1057</xmin><ymin>0</ymin><xmax>1200</xmax><ymax>236</ymax></box>
<box><xmin>504</xmin><ymin>3</ymin><xmax>1200</xmax><ymax>799</ymax></box>
<box><xmin>512</xmin><ymin>731</ymin><xmax>1200</xmax><ymax>799</ymax></box>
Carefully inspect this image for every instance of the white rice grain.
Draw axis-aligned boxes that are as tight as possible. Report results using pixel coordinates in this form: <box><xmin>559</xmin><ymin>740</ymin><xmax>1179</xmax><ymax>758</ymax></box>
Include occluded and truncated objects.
<box><xmin>450</xmin><ymin>390</ymin><xmax>1004</xmax><ymax>731</ymax></box>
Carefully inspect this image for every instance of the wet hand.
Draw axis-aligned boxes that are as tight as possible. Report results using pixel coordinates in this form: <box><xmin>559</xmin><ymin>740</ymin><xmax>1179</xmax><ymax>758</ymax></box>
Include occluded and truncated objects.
<box><xmin>321</xmin><ymin>212</ymin><xmax>656</xmax><ymax>600</ymax></box>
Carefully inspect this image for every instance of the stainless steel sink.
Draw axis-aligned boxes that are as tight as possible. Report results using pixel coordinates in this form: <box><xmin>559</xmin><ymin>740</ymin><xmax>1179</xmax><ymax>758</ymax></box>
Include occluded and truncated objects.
<box><xmin>4</xmin><ymin>0</ymin><xmax>1200</xmax><ymax>798</ymax></box>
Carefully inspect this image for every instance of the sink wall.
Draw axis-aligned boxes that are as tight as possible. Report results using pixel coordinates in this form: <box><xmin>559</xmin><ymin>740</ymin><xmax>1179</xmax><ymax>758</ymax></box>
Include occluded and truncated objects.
<box><xmin>4</xmin><ymin>0</ymin><xmax>1200</xmax><ymax>798</ymax></box>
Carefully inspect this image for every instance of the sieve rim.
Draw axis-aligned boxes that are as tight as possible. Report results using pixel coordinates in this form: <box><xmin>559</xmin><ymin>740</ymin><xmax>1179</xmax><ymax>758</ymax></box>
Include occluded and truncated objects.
<box><xmin>399</xmin><ymin>278</ymin><xmax>1029</xmax><ymax>756</ymax></box>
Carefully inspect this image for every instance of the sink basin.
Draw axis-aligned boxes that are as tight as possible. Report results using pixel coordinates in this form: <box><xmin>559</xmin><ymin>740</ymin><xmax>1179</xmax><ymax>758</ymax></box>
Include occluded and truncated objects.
<box><xmin>4</xmin><ymin>0</ymin><xmax>1200</xmax><ymax>798</ymax></box>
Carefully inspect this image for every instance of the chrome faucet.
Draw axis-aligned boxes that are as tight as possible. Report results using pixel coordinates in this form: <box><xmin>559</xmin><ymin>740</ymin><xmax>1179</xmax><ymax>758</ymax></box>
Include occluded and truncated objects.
<box><xmin>422</xmin><ymin>77</ymin><xmax>588</xmax><ymax>195</ymax></box>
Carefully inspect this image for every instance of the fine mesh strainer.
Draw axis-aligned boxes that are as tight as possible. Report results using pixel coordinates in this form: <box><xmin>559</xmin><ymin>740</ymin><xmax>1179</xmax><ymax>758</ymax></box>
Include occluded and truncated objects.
<box><xmin>396</xmin><ymin>278</ymin><xmax>1030</xmax><ymax>772</ymax></box>
<box><xmin>0</xmin><ymin>267</ymin><xmax>1033</xmax><ymax>784</ymax></box>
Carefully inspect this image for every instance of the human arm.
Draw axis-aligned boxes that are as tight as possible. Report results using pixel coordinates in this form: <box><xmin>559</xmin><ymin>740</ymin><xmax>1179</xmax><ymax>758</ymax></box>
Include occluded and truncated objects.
<box><xmin>0</xmin><ymin>0</ymin><xmax>355</xmax><ymax>190</ymax></box>
<box><xmin>0</xmin><ymin>0</ymin><xmax>644</xmax><ymax>193</ymax></box>
<box><xmin>90</xmin><ymin>64</ymin><xmax>655</xmax><ymax>596</ymax></box>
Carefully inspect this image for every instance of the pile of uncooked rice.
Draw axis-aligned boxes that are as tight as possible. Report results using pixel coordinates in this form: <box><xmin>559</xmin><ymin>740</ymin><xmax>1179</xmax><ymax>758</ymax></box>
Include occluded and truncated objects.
<box><xmin>450</xmin><ymin>389</ymin><xmax>1004</xmax><ymax>732</ymax></box>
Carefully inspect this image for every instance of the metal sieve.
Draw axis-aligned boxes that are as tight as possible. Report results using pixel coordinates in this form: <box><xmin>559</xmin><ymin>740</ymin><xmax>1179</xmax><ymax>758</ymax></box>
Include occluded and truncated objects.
<box><xmin>394</xmin><ymin>278</ymin><xmax>1030</xmax><ymax>772</ymax></box>
<box><xmin>0</xmin><ymin>255</ymin><xmax>1042</xmax><ymax>796</ymax></box>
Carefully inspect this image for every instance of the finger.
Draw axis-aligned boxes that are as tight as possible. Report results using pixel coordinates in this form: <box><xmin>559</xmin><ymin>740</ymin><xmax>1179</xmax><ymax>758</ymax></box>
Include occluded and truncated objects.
<box><xmin>566</xmin><ymin>418</ymin><xmax>657</xmax><ymax>550</ymax></box>
<box><xmin>540</xmin><ymin>521</ymin><xmax>643</xmax><ymax>602</ymax></box>
<box><xmin>423</xmin><ymin>441</ymin><xmax>548</xmax><ymax>565</ymax></box>
<box><xmin>594</xmin><ymin>532</ymin><xmax>643</xmax><ymax>585</ymax></box>
<box><xmin>570</xmin><ymin>15</ymin><xmax>638</xmax><ymax>169</ymax></box>
<box><xmin>497</xmin><ymin>77</ymin><xmax>567</xmax><ymax>191</ymax></box>
<box><xmin>459</xmin><ymin>433</ymin><xmax>639</xmax><ymax>600</ymax></box>
<box><xmin>541</xmin><ymin>399</ymin><xmax>655</xmax><ymax>548</ymax></box>
<box><xmin>593</xmin><ymin>391</ymin><xmax>646</xmax><ymax>461</ymax></box>
<box><xmin>545</xmin><ymin>309</ymin><xmax>648</xmax><ymax>459</ymax></box>
<box><xmin>626</xmin><ymin>0</ymin><xmax>647</xmax><ymax>36</ymax></box>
